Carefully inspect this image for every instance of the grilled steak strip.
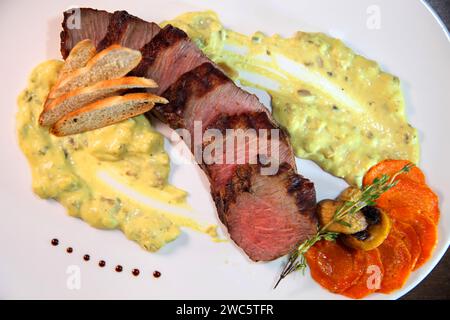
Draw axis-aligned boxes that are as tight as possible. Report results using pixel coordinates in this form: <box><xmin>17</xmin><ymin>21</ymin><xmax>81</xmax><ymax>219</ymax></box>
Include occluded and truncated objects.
<box><xmin>60</xmin><ymin>8</ymin><xmax>112</xmax><ymax>59</ymax></box>
<box><xmin>132</xmin><ymin>25</ymin><xmax>209</xmax><ymax>94</ymax></box>
<box><xmin>97</xmin><ymin>11</ymin><xmax>161</xmax><ymax>51</ymax></box>
<box><xmin>155</xmin><ymin>62</ymin><xmax>270</xmax><ymax>133</ymax></box>
<box><xmin>214</xmin><ymin>163</ymin><xmax>316</xmax><ymax>261</ymax></box>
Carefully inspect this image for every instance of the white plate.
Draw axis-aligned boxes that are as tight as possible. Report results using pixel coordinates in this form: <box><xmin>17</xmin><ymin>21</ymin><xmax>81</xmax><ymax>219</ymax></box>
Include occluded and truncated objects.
<box><xmin>0</xmin><ymin>0</ymin><xmax>448</xmax><ymax>299</ymax></box>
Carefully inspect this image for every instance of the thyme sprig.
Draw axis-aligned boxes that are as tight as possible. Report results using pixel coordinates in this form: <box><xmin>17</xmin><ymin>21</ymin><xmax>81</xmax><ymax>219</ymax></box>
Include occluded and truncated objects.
<box><xmin>274</xmin><ymin>163</ymin><xmax>413</xmax><ymax>289</ymax></box>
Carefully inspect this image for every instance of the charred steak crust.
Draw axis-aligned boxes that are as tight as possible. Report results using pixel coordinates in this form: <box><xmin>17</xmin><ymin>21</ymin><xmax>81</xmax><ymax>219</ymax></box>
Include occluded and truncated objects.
<box><xmin>287</xmin><ymin>171</ymin><xmax>317</xmax><ymax>212</ymax></box>
<box><xmin>97</xmin><ymin>10</ymin><xmax>161</xmax><ymax>51</ymax></box>
<box><xmin>60</xmin><ymin>8</ymin><xmax>112</xmax><ymax>59</ymax></box>
<box><xmin>154</xmin><ymin>62</ymin><xmax>230</xmax><ymax>128</ymax></box>
<box><xmin>154</xmin><ymin>62</ymin><xmax>230</xmax><ymax>129</ymax></box>
<box><xmin>133</xmin><ymin>25</ymin><xmax>187</xmax><ymax>78</ymax></box>
<box><xmin>96</xmin><ymin>11</ymin><xmax>133</xmax><ymax>50</ymax></box>
<box><xmin>215</xmin><ymin>163</ymin><xmax>316</xmax><ymax>220</ymax></box>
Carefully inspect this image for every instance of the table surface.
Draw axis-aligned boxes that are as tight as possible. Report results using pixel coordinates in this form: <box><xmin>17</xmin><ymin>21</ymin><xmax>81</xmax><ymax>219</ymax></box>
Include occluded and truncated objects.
<box><xmin>402</xmin><ymin>0</ymin><xmax>449</xmax><ymax>300</ymax></box>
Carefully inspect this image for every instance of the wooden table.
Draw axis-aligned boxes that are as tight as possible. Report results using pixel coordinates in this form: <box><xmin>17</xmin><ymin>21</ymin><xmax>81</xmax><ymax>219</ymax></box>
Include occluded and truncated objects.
<box><xmin>402</xmin><ymin>0</ymin><xmax>449</xmax><ymax>300</ymax></box>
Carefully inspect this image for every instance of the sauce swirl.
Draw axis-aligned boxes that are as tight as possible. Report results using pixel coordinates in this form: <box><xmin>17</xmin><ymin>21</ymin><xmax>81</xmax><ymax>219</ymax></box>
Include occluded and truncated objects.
<box><xmin>153</xmin><ymin>271</ymin><xmax>161</xmax><ymax>278</ymax></box>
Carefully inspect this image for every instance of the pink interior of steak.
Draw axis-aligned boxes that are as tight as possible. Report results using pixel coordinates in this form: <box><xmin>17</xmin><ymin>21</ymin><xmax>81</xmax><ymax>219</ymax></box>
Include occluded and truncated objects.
<box><xmin>119</xmin><ymin>19</ymin><xmax>160</xmax><ymax>50</ymax></box>
<box><xmin>222</xmin><ymin>164</ymin><xmax>317</xmax><ymax>261</ymax></box>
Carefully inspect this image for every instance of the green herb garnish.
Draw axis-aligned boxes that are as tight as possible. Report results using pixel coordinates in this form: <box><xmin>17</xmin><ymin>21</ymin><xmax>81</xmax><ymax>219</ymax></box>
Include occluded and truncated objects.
<box><xmin>274</xmin><ymin>163</ymin><xmax>413</xmax><ymax>289</ymax></box>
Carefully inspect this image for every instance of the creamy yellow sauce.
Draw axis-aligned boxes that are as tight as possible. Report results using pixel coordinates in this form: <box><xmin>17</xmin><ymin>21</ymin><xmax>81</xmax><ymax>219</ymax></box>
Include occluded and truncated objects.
<box><xmin>17</xmin><ymin>60</ymin><xmax>217</xmax><ymax>251</ymax></box>
<box><xmin>166</xmin><ymin>11</ymin><xmax>420</xmax><ymax>186</ymax></box>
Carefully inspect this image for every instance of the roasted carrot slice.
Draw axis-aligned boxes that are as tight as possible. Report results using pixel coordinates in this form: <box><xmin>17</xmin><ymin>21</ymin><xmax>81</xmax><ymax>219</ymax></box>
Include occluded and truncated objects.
<box><xmin>363</xmin><ymin>160</ymin><xmax>425</xmax><ymax>186</ymax></box>
<box><xmin>377</xmin><ymin>232</ymin><xmax>413</xmax><ymax>294</ymax></box>
<box><xmin>409</xmin><ymin>215</ymin><xmax>438</xmax><ymax>270</ymax></box>
<box><xmin>356</xmin><ymin>159</ymin><xmax>440</xmax><ymax>297</ymax></box>
<box><xmin>391</xmin><ymin>220</ymin><xmax>421</xmax><ymax>270</ymax></box>
<box><xmin>342</xmin><ymin>249</ymin><xmax>384</xmax><ymax>299</ymax></box>
<box><xmin>427</xmin><ymin>206</ymin><xmax>440</xmax><ymax>225</ymax></box>
<box><xmin>306</xmin><ymin>240</ymin><xmax>366</xmax><ymax>293</ymax></box>
<box><xmin>386</xmin><ymin>206</ymin><xmax>417</xmax><ymax>222</ymax></box>
<box><xmin>363</xmin><ymin>159</ymin><xmax>440</xmax><ymax>224</ymax></box>
<box><xmin>363</xmin><ymin>160</ymin><xmax>425</xmax><ymax>185</ymax></box>
<box><xmin>376</xmin><ymin>180</ymin><xmax>439</xmax><ymax>224</ymax></box>
<box><xmin>384</xmin><ymin>207</ymin><xmax>438</xmax><ymax>270</ymax></box>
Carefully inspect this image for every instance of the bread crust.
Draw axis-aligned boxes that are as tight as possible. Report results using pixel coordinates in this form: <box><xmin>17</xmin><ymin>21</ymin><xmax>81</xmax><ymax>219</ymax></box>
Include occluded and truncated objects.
<box><xmin>39</xmin><ymin>76</ymin><xmax>157</xmax><ymax>126</ymax></box>
<box><xmin>59</xmin><ymin>39</ymin><xmax>96</xmax><ymax>78</ymax></box>
<box><xmin>48</xmin><ymin>45</ymin><xmax>142</xmax><ymax>100</ymax></box>
<box><xmin>51</xmin><ymin>92</ymin><xmax>167</xmax><ymax>136</ymax></box>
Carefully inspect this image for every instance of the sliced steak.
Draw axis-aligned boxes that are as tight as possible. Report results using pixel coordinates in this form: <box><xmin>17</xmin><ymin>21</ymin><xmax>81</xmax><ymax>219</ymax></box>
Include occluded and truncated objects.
<box><xmin>133</xmin><ymin>25</ymin><xmax>209</xmax><ymax>94</ymax></box>
<box><xmin>59</xmin><ymin>8</ymin><xmax>318</xmax><ymax>261</ymax></box>
<box><xmin>60</xmin><ymin>8</ymin><xmax>112</xmax><ymax>58</ymax></box>
<box><xmin>156</xmin><ymin>62</ymin><xmax>295</xmax><ymax>189</ymax></box>
<box><xmin>155</xmin><ymin>62</ymin><xmax>317</xmax><ymax>261</ymax></box>
<box><xmin>213</xmin><ymin>163</ymin><xmax>317</xmax><ymax>261</ymax></box>
<box><xmin>97</xmin><ymin>10</ymin><xmax>161</xmax><ymax>51</ymax></box>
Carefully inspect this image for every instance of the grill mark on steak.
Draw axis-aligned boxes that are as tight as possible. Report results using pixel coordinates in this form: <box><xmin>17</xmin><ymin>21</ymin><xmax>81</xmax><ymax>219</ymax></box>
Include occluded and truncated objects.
<box><xmin>132</xmin><ymin>25</ymin><xmax>209</xmax><ymax>94</ymax></box>
<box><xmin>60</xmin><ymin>8</ymin><xmax>112</xmax><ymax>59</ymax></box>
<box><xmin>97</xmin><ymin>11</ymin><xmax>161</xmax><ymax>51</ymax></box>
<box><xmin>155</xmin><ymin>62</ymin><xmax>268</xmax><ymax>134</ymax></box>
<box><xmin>214</xmin><ymin>163</ymin><xmax>317</xmax><ymax>261</ymax></box>
<box><xmin>154</xmin><ymin>62</ymin><xmax>230</xmax><ymax>129</ymax></box>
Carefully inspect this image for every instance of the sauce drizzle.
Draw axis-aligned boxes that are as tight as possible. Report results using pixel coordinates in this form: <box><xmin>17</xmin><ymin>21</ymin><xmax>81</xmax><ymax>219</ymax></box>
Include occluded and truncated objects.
<box><xmin>50</xmin><ymin>239</ymin><xmax>160</xmax><ymax>279</ymax></box>
<box><xmin>132</xmin><ymin>269</ymin><xmax>140</xmax><ymax>276</ymax></box>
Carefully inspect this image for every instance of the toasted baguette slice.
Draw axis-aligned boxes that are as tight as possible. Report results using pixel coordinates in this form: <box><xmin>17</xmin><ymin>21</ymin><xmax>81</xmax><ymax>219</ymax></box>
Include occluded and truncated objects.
<box><xmin>39</xmin><ymin>77</ymin><xmax>158</xmax><ymax>127</ymax></box>
<box><xmin>59</xmin><ymin>39</ymin><xmax>96</xmax><ymax>79</ymax></box>
<box><xmin>45</xmin><ymin>40</ymin><xmax>97</xmax><ymax>109</ymax></box>
<box><xmin>48</xmin><ymin>45</ymin><xmax>142</xmax><ymax>100</ymax></box>
<box><xmin>51</xmin><ymin>93</ymin><xmax>168</xmax><ymax>136</ymax></box>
